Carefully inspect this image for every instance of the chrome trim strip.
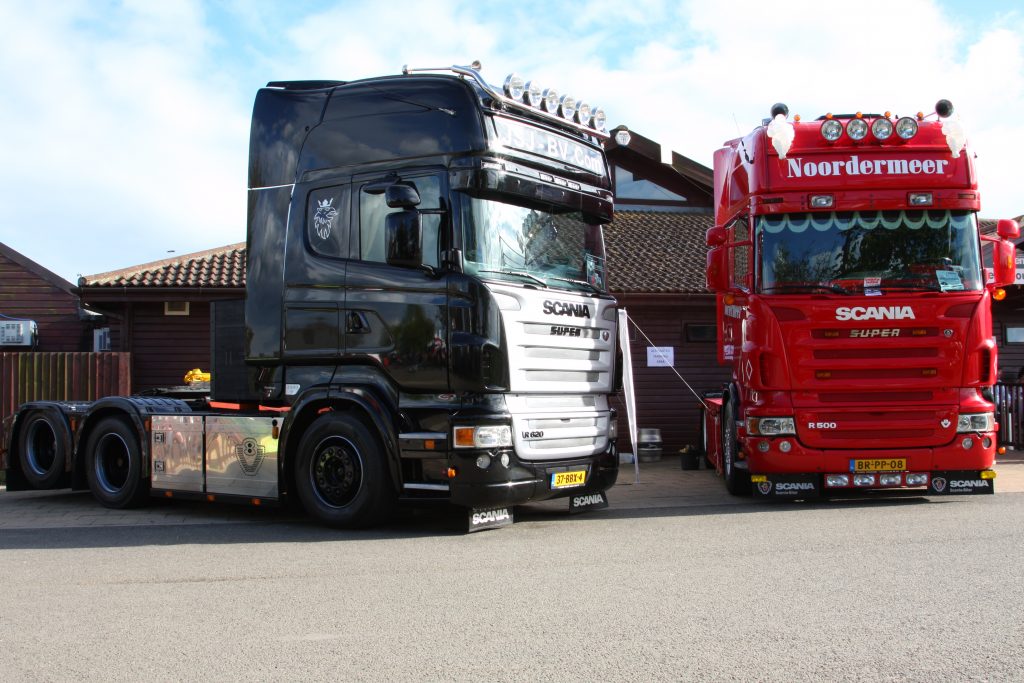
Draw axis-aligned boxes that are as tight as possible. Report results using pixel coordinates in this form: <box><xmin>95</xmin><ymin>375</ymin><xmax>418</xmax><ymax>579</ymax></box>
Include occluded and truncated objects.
<box><xmin>403</xmin><ymin>483</ymin><xmax>450</xmax><ymax>492</ymax></box>
<box><xmin>401</xmin><ymin>63</ymin><xmax>609</xmax><ymax>139</ymax></box>
<box><xmin>399</xmin><ymin>432</ymin><xmax>448</xmax><ymax>440</ymax></box>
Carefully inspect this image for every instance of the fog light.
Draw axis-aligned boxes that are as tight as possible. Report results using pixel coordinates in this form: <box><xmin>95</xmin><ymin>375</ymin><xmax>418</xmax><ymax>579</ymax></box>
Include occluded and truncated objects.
<box><xmin>847</xmin><ymin>117</ymin><xmax>868</xmax><ymax>140</ymax></box>
<box><xmin>871</xmin><ymin>118</ymin><xmax>893</xmax><ymax>140</ymax></box>
<box><xmin>821</xmin><ymin>119</ymin><xmax>843</xmax><ymax>141</ymax></box>
<box><xmin>906</xmin><ymin>473</ymin><xmax>928</xmax><ymax>486</ymax></box>
<box><xmin>854</xmin><ymin>474</ymin><xmax>876</xmax><ymax>487</ymax></box>
<box><xmin>962</xmin><ymin>437</ymin><xmax>974</xmax><ymax>449</ymax></box>
<box><xmin>475</xmin><ymin>454</ymin><xmax>492</xmax><ymax>469</ymax></box>
<box><xmin>778</xmin><ymin>440</ymin><xmax>792</xmax><ymax>453</ymax></box>
<box><xmin>826</xmin><ymin>474</ymin><xmax>850</xmax><ymax>487</ymax></box>
<box><xmin>879</xmin><ymin>473</ymin><xmax>902</xmax><ymax>486</ymax></box>
<box><xmin>983</xmin><ymin>437</ymin><xmax>992</xmax><ymax>449</ymax></box>
<box><xmin>896</xmin><ymin>116</ymin><xmax>918</xmax><ymax>139</ymax></box>
<box><xmin>500</xmin><ymin>453</ymin><xmax>511</xmax><ymax>468</ymax></box>
<box><xmin>757</xmin><ymin>441</ymin><xmax>770</xmax><ymax>452</ymax></box>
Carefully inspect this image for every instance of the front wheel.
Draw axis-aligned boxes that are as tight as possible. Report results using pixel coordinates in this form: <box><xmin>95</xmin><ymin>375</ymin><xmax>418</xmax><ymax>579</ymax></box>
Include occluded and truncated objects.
<box><xmin>722</xmin><ymin>400</ymin><xmax>751</xmax><ymax>496</ymax></box>
<box><xmin>85</xmin><ymin>416</ymin><xmax>149</xmax><ymax>508</ymax></box>
<box><xmin>294</xmin><ymin>412</ymin><xmax>395</xmax><ymax>528</ymax></box>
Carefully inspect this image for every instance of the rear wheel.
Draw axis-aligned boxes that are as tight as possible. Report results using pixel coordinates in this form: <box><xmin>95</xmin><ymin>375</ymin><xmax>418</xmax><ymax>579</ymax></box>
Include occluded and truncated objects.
<box><xmin>295</xmin><ymin>412</ymin><xmax>395</xmax><ymax>528</ymax></box>
<box><xmin>18</xmin><ymin>412</ymin><xmax>67</xmax><ymax>489</ymax></box>
<box><xmin>85</xmin><ymin>416</ymin><xmax>149</xmax><ymax>508</ymax></box>
<box><xmin>722</xmin><ymin>400</ymin><xmax>751</xmax><ymax>496</ymax></box>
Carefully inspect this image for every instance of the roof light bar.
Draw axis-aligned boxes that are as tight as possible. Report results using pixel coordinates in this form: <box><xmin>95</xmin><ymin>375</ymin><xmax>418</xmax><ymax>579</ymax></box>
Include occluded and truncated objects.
<box><xmin>400</xmin><ymin>63</ymin><xmax>610</xmax><ymax>138</ymax></box>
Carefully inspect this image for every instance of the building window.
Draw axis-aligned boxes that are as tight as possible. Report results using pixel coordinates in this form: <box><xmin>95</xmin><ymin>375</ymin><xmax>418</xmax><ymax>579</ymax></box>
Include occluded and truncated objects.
<box><xmin>685</xmin><ymin>323</ymin><xmax>716</xmax><ymax>343</ymax></box>
<box><xmin>164</xmin><ymin>302</ymin><xmax>190</xmax><ymax>316</ymax></box>
<box><xmin>1006</xmin><ymin>326</ymin><xmax>1024</xmax><ymax>343</ymax></box>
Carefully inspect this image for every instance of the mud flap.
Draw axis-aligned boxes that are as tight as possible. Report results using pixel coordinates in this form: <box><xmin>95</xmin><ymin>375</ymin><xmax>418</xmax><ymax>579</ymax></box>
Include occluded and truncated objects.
<box><xmin>467</xmin><ymin>506</ymin><xmax>514</xmax><ymax>532</ymax></box>
<box><xmin>751</xmin><ymin>474</ymin><xmax>820</xmax><ymax>499</ymax></box>
<box><xmin>929</xmin><ymin>472</ymin><xmax>995</xmax><ymax>495</ymax></box>
<box><xmin>569</xmin><ymin>490</ymin><xmax>609</xmax><ymax>514</ymax></box>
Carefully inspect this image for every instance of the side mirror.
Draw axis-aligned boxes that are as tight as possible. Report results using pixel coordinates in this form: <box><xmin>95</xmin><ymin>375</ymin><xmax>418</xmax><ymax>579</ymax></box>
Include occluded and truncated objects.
<box><xmin>706</xmin><ymin>247</ymin><xmax>729</xmax><ymax>291</ymax></box>
<box><xmin>992</xmin><ymin>239</ymin><xmax>1016</xmax><ymax>287</ymax></box>
<box><xmin>386</xmin><ymin>210</ymin><xmax>423</xmax><ymax>268</ymax></box>
<box><xmin>706</xmin><ymin>226</ymin><xmax>727</xmax><ymax>247</ymax></box>
<box><xmin>997</xmin><ymin>218</ymin><xmax>1020</xmax><ymax>240</ymax></box>
<box><xmin>385</xmin><ymin>184</ymin><xmax>421</xmax><ymax>209</ymax></box>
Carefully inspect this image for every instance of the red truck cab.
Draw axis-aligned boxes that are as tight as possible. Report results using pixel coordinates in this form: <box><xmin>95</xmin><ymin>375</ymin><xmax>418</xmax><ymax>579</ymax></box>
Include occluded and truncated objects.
<box><xmin>702</xmin><ymin>101</ymin><xmax>1018</xmax><ymax>498</ymax></box>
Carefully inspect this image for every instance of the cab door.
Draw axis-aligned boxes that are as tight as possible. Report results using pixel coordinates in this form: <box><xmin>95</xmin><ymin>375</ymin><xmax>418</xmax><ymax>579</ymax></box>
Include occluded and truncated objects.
<box><xmin>344</xmin><ymin>170</ymin><xmax>450</xmax><ymax>390</ymax></box>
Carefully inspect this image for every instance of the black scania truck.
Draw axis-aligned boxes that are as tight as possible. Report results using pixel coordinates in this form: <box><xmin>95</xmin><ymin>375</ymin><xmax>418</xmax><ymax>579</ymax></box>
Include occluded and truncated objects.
<box><xmin>2</xmin><ymin>64</ymin><xmax>620</xmax><ymax>531</ymax></box>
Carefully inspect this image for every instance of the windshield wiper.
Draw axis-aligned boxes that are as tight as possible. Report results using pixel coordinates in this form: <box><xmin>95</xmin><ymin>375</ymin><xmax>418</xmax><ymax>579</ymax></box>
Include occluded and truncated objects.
<box><xmin>547</xmin><ymin>276</ymin><xmax>602</xmax><ymax>293</ymax></box>
<box><xmin>478</xmin><ymin>269</ymin><xmax>547</xmax><ymax>287</ymax></box>
<box><xmin>761</xmin><ymin>283</ymin><xmax>852</xmax><ymax>295</ymax></box>
<box><xmin>879</xmin><ymin>283</ymin><xmax>946</xmax><ymax>292</ymax></box>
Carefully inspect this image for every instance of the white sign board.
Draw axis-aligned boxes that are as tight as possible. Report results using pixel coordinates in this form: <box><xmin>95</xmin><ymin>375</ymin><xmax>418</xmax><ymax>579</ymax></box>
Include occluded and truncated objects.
<box><xmin>1015</xmin><ymin>256</ymin><xmax>1024</xmax><ymax>284</ymax></box>
<box><xmin>647</xmin><ymin>346</ymin><xmax>674</xmax><ymax>367</ymax></box>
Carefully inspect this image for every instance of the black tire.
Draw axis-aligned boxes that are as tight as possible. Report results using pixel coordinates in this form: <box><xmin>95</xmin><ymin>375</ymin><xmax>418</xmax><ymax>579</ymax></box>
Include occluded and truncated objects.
<box><xmin>17</xmin><ymin>412</ymin><xmax>68</xmax><ymax>489</ymax></box>
<box><xmin>85</xmin><ymin>416</ymin><xmax>149</xmax><ymax>508</ymax></box>
<box><xmin>294</xmin><ymin>412</ymin><xmax>395</xmax><ymax>528</ymax></box>
<box><xmin>722</xmin><ymin>400</ymin><xmax>751</xmax><ymax>496</ymax></box>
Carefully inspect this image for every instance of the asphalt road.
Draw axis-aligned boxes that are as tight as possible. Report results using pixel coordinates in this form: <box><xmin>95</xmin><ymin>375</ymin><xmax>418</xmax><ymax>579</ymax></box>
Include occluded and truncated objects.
<box><xmin>1</xmin><ymin>462</ymin><xmax>1023</xmax><ymax>681</ymax></box>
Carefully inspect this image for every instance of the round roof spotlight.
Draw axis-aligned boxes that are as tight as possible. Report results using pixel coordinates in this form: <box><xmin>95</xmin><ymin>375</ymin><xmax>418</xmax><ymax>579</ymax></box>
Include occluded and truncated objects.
<box><xmin>936</xmin><ymin>99</ymin><xmax>954</xmax><ymax>118</ymax></box>
<box><xmin>896</xmin><ymin>116</ymin><xmax>919</xmax><ymax>139</ymax></box>
<box><xmin>591</xmin><ymin>107</ymin><xmax>607</xmax><ymax>132</ymax></box>
<box><xmin>575</xmin><ymin>101</ymin><xmax>592</xmax><ymax>126</ymax></box>
<box><xmin>503</xmin><ymin>74</ymin><xmax>525</xmax><ymax>101</ymax></box>
<box><xmin>821</xmin><ymin>119</ymin><xmax>843</xmax><ymax>141</ymax></box>
<box><xmin>871</xmin><ymin>118</ymin><xmax>894</xmax><ymax>140</ymax></box>
<box><xmin>559</xmin><ymin>94</ymin><xmax>577</xmax><ymax>121</ymax></box>
<box><xmin>847</xmin><ymin>117</ymin><xmax>869</xmax><ymax>141</ymax></box>
<box><xmin>524</xmin><ymin>81</ymin><xmax>543</xmax><ymax>108</ymax></box>
<box><xmin>770</xmin><ymin>102</ymin><xmax>789</xmax><ymax>119</ymax></box>
<box><xmin>542</xmin><ymin>88</ymin><xmax>559</xmax><ymax>113</ymax></box>
<box><xmin>614</xmin><ymin>128</ymin><xmax>632</xmax><ymax>146</ymax></box>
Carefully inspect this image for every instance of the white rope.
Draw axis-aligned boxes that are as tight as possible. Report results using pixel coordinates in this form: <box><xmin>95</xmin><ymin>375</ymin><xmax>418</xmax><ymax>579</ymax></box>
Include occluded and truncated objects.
<box><xmin>626</xmin><ymin>314</ymin><xmax>709</xmax><ymax>410</ymax></box>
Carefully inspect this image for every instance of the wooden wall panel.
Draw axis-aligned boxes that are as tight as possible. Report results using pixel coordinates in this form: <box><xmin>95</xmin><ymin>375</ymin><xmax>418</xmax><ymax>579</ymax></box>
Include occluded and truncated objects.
<box><xmin>0</xmin><ymin>253</ymin><xmax>91</xmax><ymax>352</ymax></box>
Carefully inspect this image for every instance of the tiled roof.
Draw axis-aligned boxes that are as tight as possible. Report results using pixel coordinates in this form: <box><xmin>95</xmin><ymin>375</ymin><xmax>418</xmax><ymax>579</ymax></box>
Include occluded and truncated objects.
<box><xmin>605</xmin><ymin>210</ymin><xmax>712</xmax><ymax>293</ymax></box>
<box><xmin>79</xmin><ymin>242</ymin><xmax>246</xmax><ymax>288</ymax></box>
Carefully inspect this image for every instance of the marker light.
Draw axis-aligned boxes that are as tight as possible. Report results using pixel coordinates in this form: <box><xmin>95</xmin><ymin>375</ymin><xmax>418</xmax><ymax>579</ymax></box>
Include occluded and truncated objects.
<box><xmin>821</xmin><ymin>119</ymin><xmax>843</xmax><ymax>141</ymax></box>
<box><xmin>575</xmin><ymin>101</ymin><xmax>592</xmax><ymax>126</ymax></box>
<box><xmin>524</xmin><ymin>80</ymin><xmax>543</xmax><ymax>108</ymax></box>
<box><xmin>591</xmin><ymin>107</ymin><xmax>607</xmax><ymax>132</ymax></box>
<box><xmin>847</xmin><ymin>118</ymin><xmax>868</xmax><ymax>140</ymax></box>
<box><xmin>542</xmin><ymin>88</ymin><xmax>559</xmax><ymax>113</ymax></box>
<box><xmin>503</xmin><ymin>74</ymin><xmax>525</xmax><ymax>101</ymax></box>
<box><xmin>871</xmin><ymin>118</ymin><xmax>894</xmax><ymax>140</ymax></box>
<box><xmin>993</xmin><ymin>288</ymin><xmax>1007</xmax><ymax>301</ymax></box>
<box><xmin>559</xmin><ymin>94</ymin><xmax>577</xmax><ymax>120</ymax></box>
<box><xmin>896</xmin><ymin>116</ymin><xmax>919</xmax><ymax>139</ymax></box>
<box><xmin>810</xmin><ymin>194</ymin><xmax>834</xmax><ymax>208</ymax></box>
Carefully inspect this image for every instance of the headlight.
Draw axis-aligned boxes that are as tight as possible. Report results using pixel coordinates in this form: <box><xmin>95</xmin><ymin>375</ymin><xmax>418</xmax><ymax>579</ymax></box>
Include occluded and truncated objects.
<box><xmin>503</xmin><ymin>74</ymin><xmax>525</xmax><ymax>101</ymax></box>
<box><xmin>821</xmin><ymin>119</ymin><xmax>843</xmax><ymax>141</ymax></box>
<box><xmin>542</xmin><ymin>88</ymin><xmax>559</xmax><ymax>113</ymax></box>
<box><xmin>956</xmin><ymin>413</ymin><xmax>994</xmax><ymax>433</ymax></box>
<box><xmin>591</xmin><ymin>106</ymin><xmax>607</xmax><ymax>132</ymax></box>
<box><xmin>847</xmin><ymin>118</ymin><xmax>868</xmax><ymax>140</ymax></box>
<box><xmin>895</xmin><ymin>116</ymin><xmax>918</xmax><ymax>139</ymax></box>
<box><xmin>871</xmin><ymin>118</ymin><xmax>893</xmax><ymax>140</ymax></box>
<box><xmin>524</xmin><ymin>81</ymin><xmax>543</xmax><ymax>108</ymax></box>
<box><xmin>575</xmin><ymin>101</ymin><xmax>592</xmax><ymax>126</ymax></box>
<box><xmin>559</xmin><ymin>94</ymin><xmax>577</xmax><ymax>120</ymax></box>
<box><xmin>454</xmin><ymin>425</ymin><xmax>513</xmax><ymax>448</ymax></box>
<box><xmin>746</xmin><ymin>416</ymin><xmax>796</xmax><ymax>436</ymax></box>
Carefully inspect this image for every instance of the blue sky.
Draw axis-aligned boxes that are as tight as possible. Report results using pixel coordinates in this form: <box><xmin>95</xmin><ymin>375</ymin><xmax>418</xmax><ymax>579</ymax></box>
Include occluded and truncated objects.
<box><xmin>1</xmin><ymin>0</ymin><xmax>1022</xmax><ymax>283</ymax></box>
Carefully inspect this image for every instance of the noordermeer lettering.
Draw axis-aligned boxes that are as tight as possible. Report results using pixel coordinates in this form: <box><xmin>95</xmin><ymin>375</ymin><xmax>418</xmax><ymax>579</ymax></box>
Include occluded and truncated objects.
<box><xmin>787</xmin><ymin>155</ymin><xmax>949</xmax><ymax>179</ymax></box>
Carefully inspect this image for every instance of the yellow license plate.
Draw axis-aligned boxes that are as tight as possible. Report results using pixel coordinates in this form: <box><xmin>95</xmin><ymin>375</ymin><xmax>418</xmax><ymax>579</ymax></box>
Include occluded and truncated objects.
<box><xmin>551</xmin><ymin>470</ymin><xmax>587</xmax><ymax>489</ymax></box>
<box><xmin>851</xmin><ymin>458</ymin><xmax>906</xmax><ymax>472</ymax></box>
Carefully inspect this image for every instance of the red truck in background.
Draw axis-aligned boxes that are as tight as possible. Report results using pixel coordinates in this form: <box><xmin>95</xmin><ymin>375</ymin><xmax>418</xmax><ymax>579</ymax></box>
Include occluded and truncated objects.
<box><xmin>702</xmin><ymin>100</ymin><xmax>1019</xmax><ymax>498</ymax></box>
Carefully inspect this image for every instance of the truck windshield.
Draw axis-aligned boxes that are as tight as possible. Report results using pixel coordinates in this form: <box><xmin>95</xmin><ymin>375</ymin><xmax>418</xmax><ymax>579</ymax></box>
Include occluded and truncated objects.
<box><xmin>461</xmin><ymin>196</ymin><xmax>607</xmax><ymax>293</ymax></box>
<box><xmin>758</xmin><ymin>209</ymin><xmax>983</xmax><ymax>293</ymax></box>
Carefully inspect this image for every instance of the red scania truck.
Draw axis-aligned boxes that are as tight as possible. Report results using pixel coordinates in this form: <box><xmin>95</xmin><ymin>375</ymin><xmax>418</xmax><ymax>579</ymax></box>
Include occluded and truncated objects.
<box><xmin>702</xmin><ymin>100</ymin><xmax>1019</xmax><ymax>498</ymax></box>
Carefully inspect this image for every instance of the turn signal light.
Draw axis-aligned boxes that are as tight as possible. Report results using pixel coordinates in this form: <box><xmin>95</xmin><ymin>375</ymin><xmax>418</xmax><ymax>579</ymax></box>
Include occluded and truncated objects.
<box><xmin>447</xmin><ymin>467</ymin><xmax>458</xmax><ymax>479</ymax></box>
<box><xmin>981</xmin><ymin>470</ymin><xmax>996</xmax><ymax>480</ymax></box>
<box><xmin>993</xmin><ymin>288</ymin><xmax>1007</xmax><ymax>301</ymax></box>
<box><xmin>454</xmin><ymin>427</ymin><xmax>476</xmax><ymax>448</ymax></box>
